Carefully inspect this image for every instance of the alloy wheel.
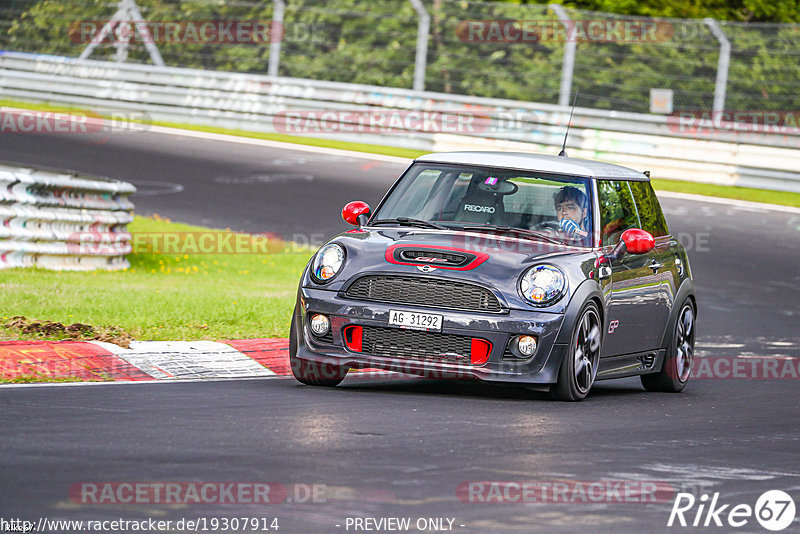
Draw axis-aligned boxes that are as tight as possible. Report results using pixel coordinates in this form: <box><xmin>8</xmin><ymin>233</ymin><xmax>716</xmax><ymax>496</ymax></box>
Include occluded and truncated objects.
<box><xmin>574</xmin><ymin>308</ymin><xmax>602</xmax><ymax>394</ymax></box>
<box><xmin>674</xmin><ymin>304</ymin><xmax>695</xmax><ymax>382</ymax></box>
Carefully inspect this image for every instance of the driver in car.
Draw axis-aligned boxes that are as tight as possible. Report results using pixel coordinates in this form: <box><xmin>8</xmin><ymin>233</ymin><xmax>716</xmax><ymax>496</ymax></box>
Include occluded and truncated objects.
<box><xmin>554</xmin><ymin>186</ymin><xmax>590</xmax><ymax>243</ymax></box>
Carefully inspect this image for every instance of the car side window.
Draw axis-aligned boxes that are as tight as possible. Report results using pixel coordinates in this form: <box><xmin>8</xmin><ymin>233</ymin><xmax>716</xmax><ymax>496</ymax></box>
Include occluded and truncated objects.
<box><xmin>598</xmin><ymin>180</ymin><xmax>640</xmax><ymax>246</ymax></box>
<box><xmin>629</xmin><ymin>181</ymin><xmax>670</xmax><ymax>237</ymax></box>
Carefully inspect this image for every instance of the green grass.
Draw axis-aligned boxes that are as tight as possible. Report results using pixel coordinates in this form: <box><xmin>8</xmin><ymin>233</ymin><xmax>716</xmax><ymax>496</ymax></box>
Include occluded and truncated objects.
<box><xmin>4</xmin><ymin>97</ymin><xmax>800</xmax><ymax>208</ymax></box>
<box><xmin>1</xmin><ymin>98</ymin><xmax>87</xmax><ymax>113</ymax></box>
<box><xmin>651</xmin><ymin>178</ymin><xmax>800</xmax><ymax>207</ymax></box>
<box><xmin>0</xmin><ymin>216</ymin><xmax>313</xmax><ymax>342</ymax></box>
<box><xmin>0</xmin><ymin>374</ymin><xmax>108</xmax><ymax>384</ymax></box>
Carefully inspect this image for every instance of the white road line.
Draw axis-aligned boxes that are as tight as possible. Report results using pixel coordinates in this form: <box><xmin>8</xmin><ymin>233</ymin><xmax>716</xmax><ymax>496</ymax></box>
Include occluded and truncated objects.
<box><xmin>696</xmin><ymin>343</ymin><xmax>747</xmax><ymax>348</ymax></box>
<box><xmin>0</xmin><ymin>376</ymin><xmax>289</xmax><ymax>389</ymax></box>
<box><xmin>147</xmin><ymin>125</ymin><xmax>412</xmax><ymax>164</ymax></box>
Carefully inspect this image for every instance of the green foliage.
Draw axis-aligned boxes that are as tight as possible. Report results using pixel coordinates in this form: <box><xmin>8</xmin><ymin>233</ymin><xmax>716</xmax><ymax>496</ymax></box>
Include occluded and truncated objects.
<box><xmin>2</xmin><ymin>0</ymin><xmax>799</xmax><ymax>112</ymax></box>
<box><xmin>544</xmin><ymin>0</ymin><xmax>800</xmax><ymax>23</ymax></box>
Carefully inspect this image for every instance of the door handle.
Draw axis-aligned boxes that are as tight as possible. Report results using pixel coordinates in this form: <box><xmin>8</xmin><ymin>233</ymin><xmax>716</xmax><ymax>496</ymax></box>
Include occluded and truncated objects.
<box><xmin>649</xmin><ymin>260</ymin><xmax>664</xmax><ymax>273</ymax></box>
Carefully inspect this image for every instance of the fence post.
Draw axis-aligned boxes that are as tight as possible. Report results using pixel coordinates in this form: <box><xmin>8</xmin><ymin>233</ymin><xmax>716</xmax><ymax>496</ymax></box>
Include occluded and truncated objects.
<box><xmin>126</xmin><ymin>0</ymin><xmax>164</xmax><ymax>66</ymax></box>
<box><xmin>409</xmin><ymin>0</ymin><xmax>430</xmax><ymax>91</ymax></box>
<box><xmin>78</xmin><ymin>0</ymin><xmax>164</xmax><ymax>66</ymax></box>
<box><xmin>704</xmin><ymin>18</ymin><xmax>730</xmax><ymax>113</ymax></box>
<box><xmin>549</xmin><ymin>4</ymin><xmax>576</xmax><ymax>108</ymax></box>
<box><xmin>268</xmin><ymin>0</ymin><xmax>286</xmax><ymax>77</ymax></box>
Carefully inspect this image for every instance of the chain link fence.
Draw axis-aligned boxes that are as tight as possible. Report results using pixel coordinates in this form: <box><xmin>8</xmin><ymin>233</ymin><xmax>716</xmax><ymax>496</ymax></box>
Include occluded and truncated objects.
<box><xmin>1</xmin><ymin>0</ymin><xmax>799</xmax><ymax>113</ymax></box>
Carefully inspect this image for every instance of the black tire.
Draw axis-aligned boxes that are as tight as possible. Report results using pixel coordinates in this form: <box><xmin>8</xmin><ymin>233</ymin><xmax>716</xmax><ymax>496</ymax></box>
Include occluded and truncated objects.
<box><xmin>551</xmin><ymin>301</ymin><xmax>602</xmax><ymax>402</ymax></box>
<box><xmin>289</xmin><ymin>307</ymin><xmax>348</xmax><ymax>387</ymax></box>
<box><xmin>641</xmin><ymin>299</ymin><xmax>695</xmax><ymax>393</ymax></box>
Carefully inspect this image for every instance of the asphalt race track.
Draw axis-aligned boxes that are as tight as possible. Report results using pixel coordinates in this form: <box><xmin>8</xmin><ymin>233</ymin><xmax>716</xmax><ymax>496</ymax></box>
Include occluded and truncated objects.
<box><xmin>2</xmin><ymin>128</ymin><xmax>800</xmax><ymax>533</ymax></box>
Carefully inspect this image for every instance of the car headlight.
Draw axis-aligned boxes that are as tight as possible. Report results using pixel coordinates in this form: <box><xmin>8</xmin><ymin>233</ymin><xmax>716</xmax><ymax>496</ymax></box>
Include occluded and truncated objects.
<box><xmin>519</xmin><ymin>265</ymin><xmax>567</xmax><ymax>306</ymax></box>
<box><xmin>312</xmin><ymin>243</ymin><xmax>345</xmax><ymax>283</ymax></box>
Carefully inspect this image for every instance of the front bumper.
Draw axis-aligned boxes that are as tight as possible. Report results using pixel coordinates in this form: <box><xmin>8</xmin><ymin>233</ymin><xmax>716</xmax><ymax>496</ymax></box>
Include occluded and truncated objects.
<box><xmin>296</xmin><ymin>286</ymin><xmax>569</xmax><ymax>385</ymax></box>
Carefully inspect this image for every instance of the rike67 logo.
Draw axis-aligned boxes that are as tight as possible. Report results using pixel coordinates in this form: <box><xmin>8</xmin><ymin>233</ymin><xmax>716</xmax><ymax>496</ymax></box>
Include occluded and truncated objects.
<box><xmin>668</xmin><ymin>490</ymin><xmax>796</xmax><ymax>531</ymax></box>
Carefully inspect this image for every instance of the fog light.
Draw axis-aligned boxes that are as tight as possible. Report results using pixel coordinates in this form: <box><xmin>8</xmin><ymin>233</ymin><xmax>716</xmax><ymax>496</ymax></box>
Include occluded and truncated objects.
<box><xmin>310</xmin><ymin>314</ymin><xmax>330</xmax><ymax>336</ymax></box>
<box><xmin>508</xmin><ymin>335</ymin><xmax>537</xmax><ymax>358</ymax></box>
<box><xmin>517</xmin><ymin>335</ymin><xmax>537</xmax><ymax>356</ymax></box>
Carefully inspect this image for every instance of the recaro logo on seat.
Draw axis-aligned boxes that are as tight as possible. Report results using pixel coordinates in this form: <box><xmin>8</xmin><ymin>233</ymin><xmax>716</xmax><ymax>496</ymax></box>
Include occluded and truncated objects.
<box><xmin>464</xmin><ymin>204</ymin><xmax>495</xmax><ymax>213</ymax></box>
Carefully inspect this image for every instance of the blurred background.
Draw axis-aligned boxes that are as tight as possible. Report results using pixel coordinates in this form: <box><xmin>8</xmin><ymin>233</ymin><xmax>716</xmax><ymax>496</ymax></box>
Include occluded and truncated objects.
<box><xmin>2</xmin><ymin>0</ymin><xmax>799</xmax><ymax>113</ymax></box>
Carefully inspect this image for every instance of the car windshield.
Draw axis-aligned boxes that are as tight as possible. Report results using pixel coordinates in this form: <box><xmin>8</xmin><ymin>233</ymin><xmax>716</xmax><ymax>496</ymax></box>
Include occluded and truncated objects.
<box><xmin>372</xmin><ymin>163</ymin><xmax>594</xmax><ymax>247</ymax></box>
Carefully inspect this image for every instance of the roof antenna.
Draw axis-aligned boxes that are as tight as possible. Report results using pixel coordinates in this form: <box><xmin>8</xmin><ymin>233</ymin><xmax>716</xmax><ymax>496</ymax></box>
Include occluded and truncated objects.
<box><xmin>558</xmin><ymin>92</ymin><xmax>578</xmax><ymax>157</ymax></box>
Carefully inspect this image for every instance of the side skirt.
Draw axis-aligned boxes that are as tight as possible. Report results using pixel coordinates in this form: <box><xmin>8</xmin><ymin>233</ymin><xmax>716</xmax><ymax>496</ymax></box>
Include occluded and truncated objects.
<box><xmin>596</xmin><ymin>349</ymin><xmax>665</xmax><ymax>380</ymax></box>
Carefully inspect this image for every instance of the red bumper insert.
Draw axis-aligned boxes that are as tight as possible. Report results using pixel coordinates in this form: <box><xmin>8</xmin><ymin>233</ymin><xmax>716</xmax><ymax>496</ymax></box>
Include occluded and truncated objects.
<box><xmin>470</xmin><ymin>338</ymin><xmax>492</xmax><ymax>365</ymax></box>
<box><xmin>343</xmin><ymin>325</ymin><xmax>363</xmax><ymax>352</ymax></box>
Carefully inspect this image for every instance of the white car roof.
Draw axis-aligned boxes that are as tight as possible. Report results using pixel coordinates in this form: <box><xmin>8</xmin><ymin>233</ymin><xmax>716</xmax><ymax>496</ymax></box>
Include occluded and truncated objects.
<box><xmin>415</xmin><ymin>151</ymin><xmax>648</xmax><ymax>180</ymax></box>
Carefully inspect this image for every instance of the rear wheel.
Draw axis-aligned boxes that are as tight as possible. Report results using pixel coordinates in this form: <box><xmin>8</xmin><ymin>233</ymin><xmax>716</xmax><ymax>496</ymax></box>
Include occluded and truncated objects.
<box><xmin>551</xmin><ymin>302</ymin><xmax>602</xmax><ymax>401</ymax></box>
<box><xmin>641</xmin><ymin>300</ymin><xmax>695</xmax><ymax>393</ymax></box>
<box><xmin>289</xmin><ymin>307</ymin><xmax>348</xmax><ymax>387</ymax></box>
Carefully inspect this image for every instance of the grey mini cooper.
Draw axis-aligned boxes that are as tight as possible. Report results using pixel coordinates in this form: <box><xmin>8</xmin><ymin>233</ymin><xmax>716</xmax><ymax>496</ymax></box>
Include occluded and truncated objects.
<box><xmin>290</xmin><ymin>152</ymin><xmax>696</xmax><ymax>401</ymax></box>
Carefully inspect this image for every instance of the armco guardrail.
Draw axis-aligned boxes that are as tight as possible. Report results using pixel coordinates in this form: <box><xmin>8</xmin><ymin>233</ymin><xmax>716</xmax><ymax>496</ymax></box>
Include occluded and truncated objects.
<box><xmin>0</xmin><ymin>161</ymin><xmax>135</xmax><ymax>270</ymax></box>
<box><xmin>3</xmin><ymin>50</ymin><xmax>800</xmax><ymax>193</ymax></box>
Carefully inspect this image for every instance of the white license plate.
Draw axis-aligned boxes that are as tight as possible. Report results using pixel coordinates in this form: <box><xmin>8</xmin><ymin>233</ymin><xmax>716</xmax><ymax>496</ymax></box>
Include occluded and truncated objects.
<box><xmin>388</xmin><ymin>310</ymin><xmax>443</xmax><ymax>331</ymax></box>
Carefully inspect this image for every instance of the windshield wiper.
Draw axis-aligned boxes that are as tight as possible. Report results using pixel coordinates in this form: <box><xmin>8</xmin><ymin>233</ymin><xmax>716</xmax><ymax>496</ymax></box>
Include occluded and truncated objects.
<box><xmin>369</xmin><ymin>217</ymin><xmax>448</xmax><ymax>230</ymax></box>
<box><xmin>458</xmin><ymin>224</ymin><xmax>563</xmax><ymax>245</ymax></box>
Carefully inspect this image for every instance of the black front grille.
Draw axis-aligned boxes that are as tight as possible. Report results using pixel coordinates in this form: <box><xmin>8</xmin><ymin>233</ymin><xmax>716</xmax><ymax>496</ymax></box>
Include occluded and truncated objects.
<box><xmin>360</xmin><ymin>326</ymin><xmax>475</xmax><ymax>363</ymax></box>
<box><xmin>344</xmin><ymin>276</ymin><xmax>502</xmax><ymax>312</ymax></box>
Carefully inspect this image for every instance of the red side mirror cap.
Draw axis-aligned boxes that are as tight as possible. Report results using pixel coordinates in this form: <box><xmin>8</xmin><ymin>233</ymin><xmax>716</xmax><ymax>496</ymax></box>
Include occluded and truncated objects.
<box><xmin>621</xmin><ymin>228</ymin><xmax>655</xmax><ymax>254</ymax></box>
<box><xmin>342</xmin><ymin>201</ymin><xmax>371</xmax><ymax>226</ymax></box>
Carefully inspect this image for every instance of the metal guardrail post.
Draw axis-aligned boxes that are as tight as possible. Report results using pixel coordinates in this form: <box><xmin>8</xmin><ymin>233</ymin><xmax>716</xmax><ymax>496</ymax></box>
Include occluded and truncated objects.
<box><xmin>704</xmin><ymin>18</ymin><xmax>730</xmax><ymax>113</ymax></box>
<box><xmin>268</xmin><ymin>0</ymin><xmax>286</xmax><ymax>77</ymax></box>
<box><xmin>78</xmin><ymin>0</ymin><xmax>164</xmax><ymax>67</ymax></box>
<box><xmin>409</xmin><ymin>0</ymin><xmax>430</xmax><ymax>92</ymax></box>
<box><xmin>549</xmin><ymin>4</ymin><xmax>576</xmax><ymax>108</ymax></box>
<box><xmin>126</xmin><ymin>0</ymin><xmax>165</xmax><ymax>67</ymax></box>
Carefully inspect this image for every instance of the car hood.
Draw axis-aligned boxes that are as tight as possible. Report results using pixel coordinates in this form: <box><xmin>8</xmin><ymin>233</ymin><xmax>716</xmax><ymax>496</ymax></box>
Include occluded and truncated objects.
<box><xmin>303</xmin><ymin>227</ymin><xmax>598</xmax><ymax>312</ymax></box>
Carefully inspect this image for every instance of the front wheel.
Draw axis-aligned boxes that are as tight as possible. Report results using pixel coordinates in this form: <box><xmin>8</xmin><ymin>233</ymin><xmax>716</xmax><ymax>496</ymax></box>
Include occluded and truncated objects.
<box><xmin>551</xmin><ymin>302</ymin><xmax>602</xmax><ymax>401</ymax></box>
<box><xmin>289</xmin><ymin>307</ymin><xmax>348</xmax><ymax>387</ymax></box>
<box><xmin>641</xmin><ymin>300</ymin><xmax>695</xmax><ymax>393</ymax></box>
